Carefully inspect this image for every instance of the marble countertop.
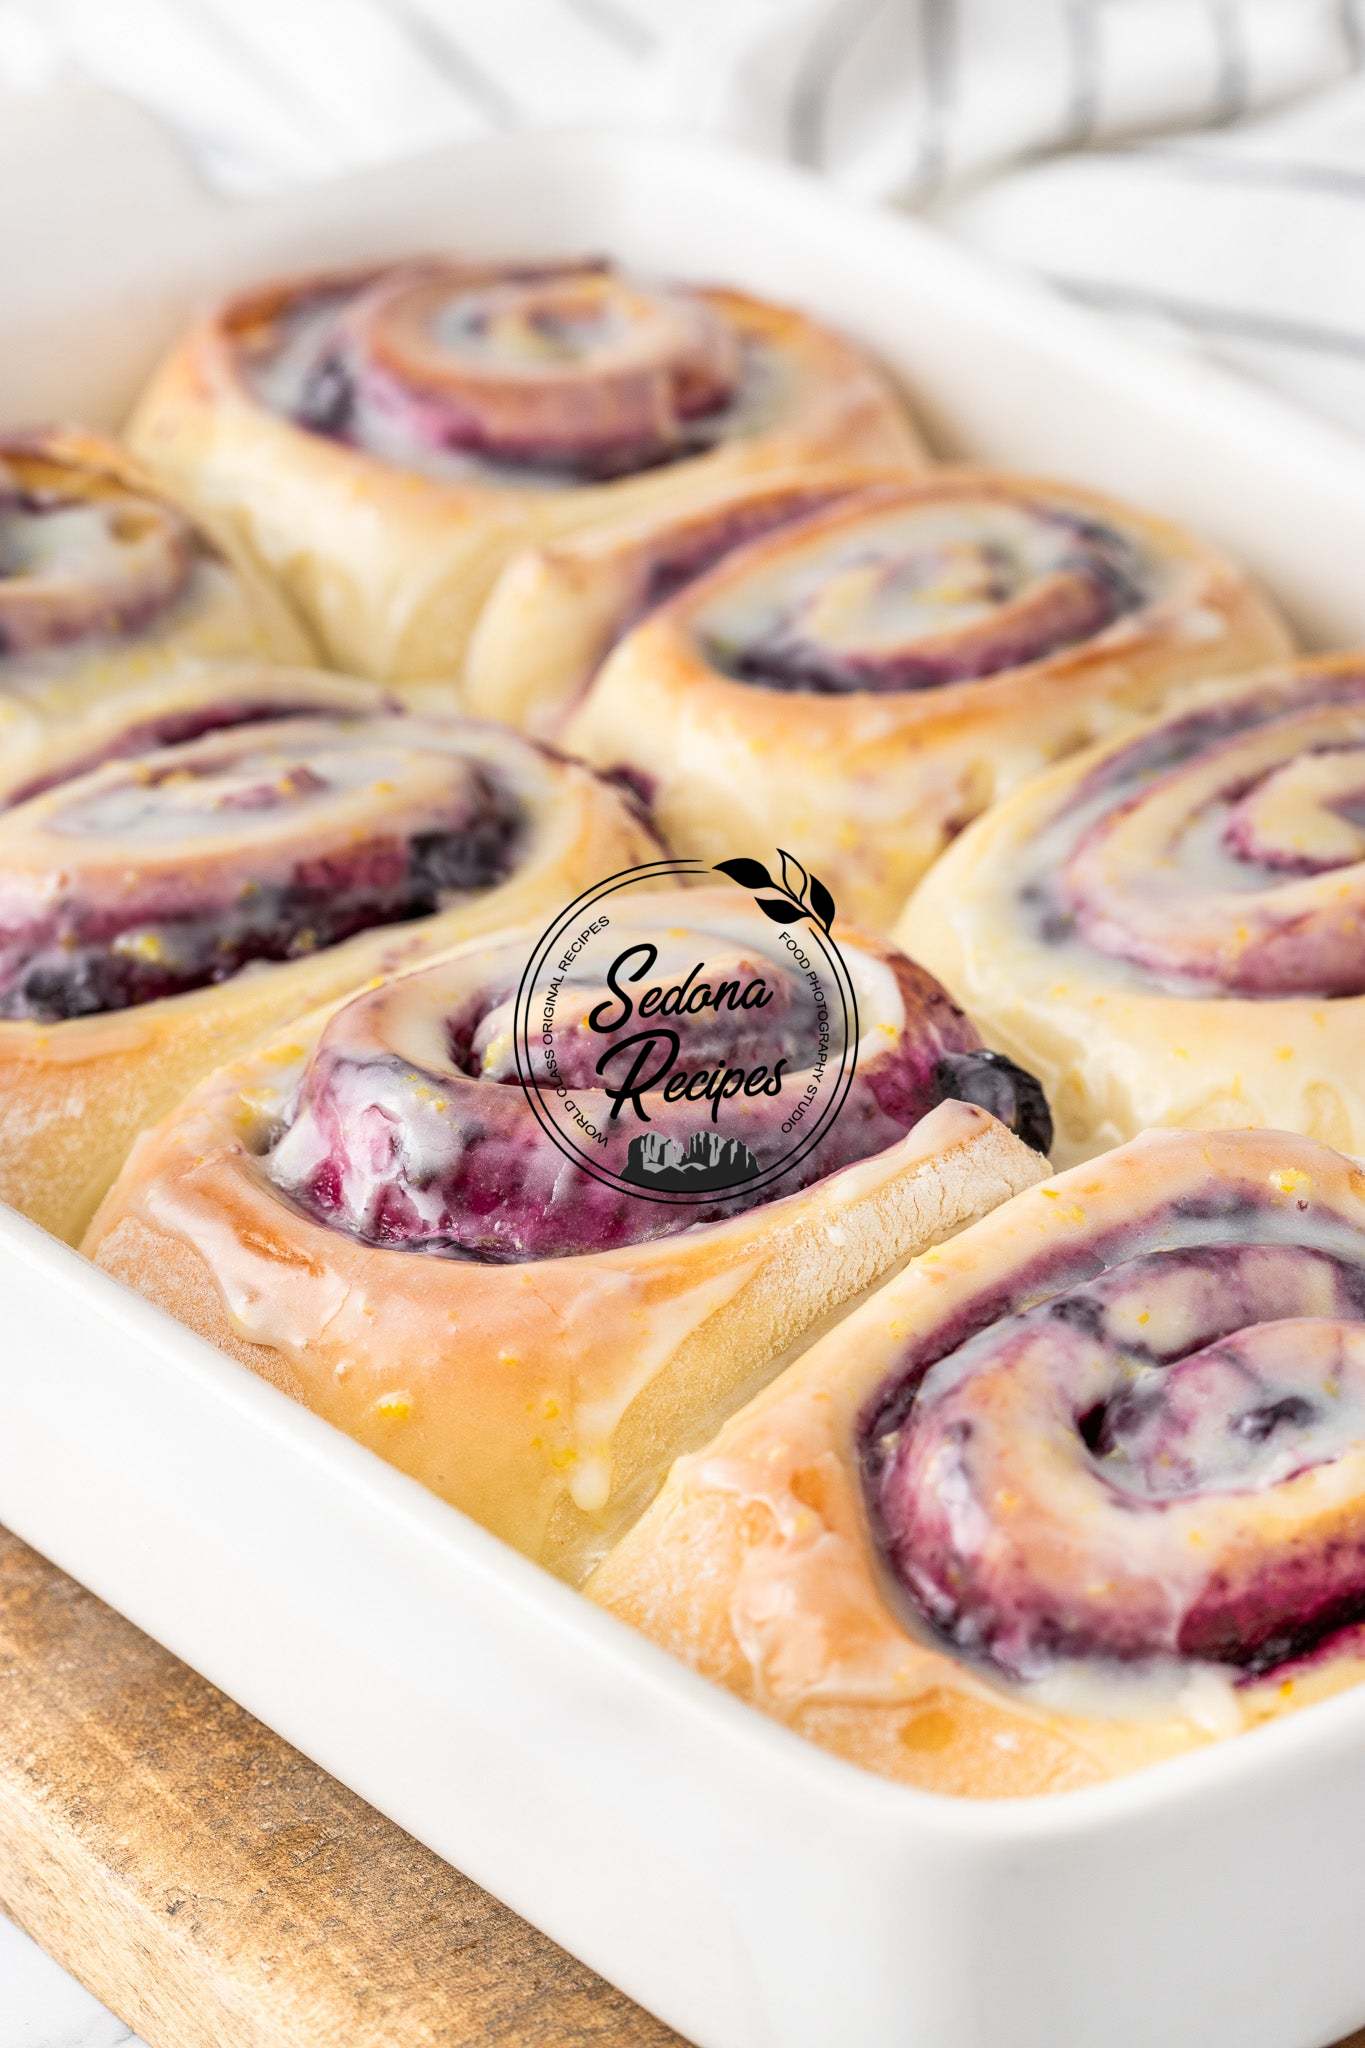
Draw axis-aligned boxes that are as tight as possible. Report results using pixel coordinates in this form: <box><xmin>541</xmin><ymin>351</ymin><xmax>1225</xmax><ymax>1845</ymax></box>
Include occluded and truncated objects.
<box><xmin>0</xmin><ymin>1915</ymin><xmax>143</xmax><ymax>2048</ymax></box>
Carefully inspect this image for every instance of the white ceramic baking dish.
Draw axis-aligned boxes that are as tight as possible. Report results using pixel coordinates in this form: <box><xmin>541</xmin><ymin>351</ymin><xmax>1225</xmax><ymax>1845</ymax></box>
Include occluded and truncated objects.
<box><xmin>7</xmin><ymin>85</ymin><xmax>1365</xmax><ymax>2048</ymax></box>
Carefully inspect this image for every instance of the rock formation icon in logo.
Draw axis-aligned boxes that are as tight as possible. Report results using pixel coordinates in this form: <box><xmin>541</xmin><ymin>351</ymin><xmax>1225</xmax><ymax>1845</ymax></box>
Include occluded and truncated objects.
<box><xmin>622</xmin><ymin>1129</ymin><xmax>760</xmax><ymax>1191</ymax></box>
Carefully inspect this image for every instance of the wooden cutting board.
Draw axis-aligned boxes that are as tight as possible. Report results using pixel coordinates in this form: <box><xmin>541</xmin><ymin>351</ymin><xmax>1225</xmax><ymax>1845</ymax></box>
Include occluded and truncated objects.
<box><xmin>0</xmin><ymin>1521</ymin><xmax>1360</xmax><ymax>2048</ymax></box>
<box><xmin>0</xmin><ymin>1526</ymin><xmax>680</xmax><ymax>2047</ymax></box>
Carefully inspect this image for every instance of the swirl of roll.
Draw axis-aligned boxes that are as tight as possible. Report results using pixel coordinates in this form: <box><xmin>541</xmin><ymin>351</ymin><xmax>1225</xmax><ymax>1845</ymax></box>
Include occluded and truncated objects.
<box><xmin>84</xmin><ymin>887</ymin><xmax>1051</xmax><ymax>1579</ymax></box>
<box><xmin>0</xmin><ymin>657</ymin><xmax>384</xmax><ymax>809</ymax></box>
<box><xmin>0</xmin><ymin>429</ymin><xmax>311</xmax><ymax>715</ymax></box>
<box><xmin>0</xmin><ymin>678</ymin><xmax>658</xmax><ymax>1243</ymax></box>
<box><xmin>464</xmin><ymin>470</ymin><xmax>870</xmax><ymax>737</ymax></box>
<box><xmin>902</xmin><ymin>655</ymin><xmax>1365</xmax><ymax>1165</ymax></box>
<box><xmin>127</xmin><ymin>259</ymin><xmax>924</xmax><ymax>683</ymax></box>
<box><xmin>589</xmin><ymin>1128</ymin><xmax>1365</xmax><ymax>1796</ymax></box>
<box><xmin>469</xmin><ymin>471</ymin><xmax>1290</xmax><ymax>930</ymax></box>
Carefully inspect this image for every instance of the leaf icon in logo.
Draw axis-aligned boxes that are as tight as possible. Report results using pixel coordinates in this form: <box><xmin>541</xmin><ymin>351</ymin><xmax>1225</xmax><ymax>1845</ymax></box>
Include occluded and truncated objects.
<box><xmin>778</xmin><ymin>847</ymin><xmax>809</xmax><ymax>905</ymax></box>
<box><xmin>755</xmin><ymin>896</ymin><xmax>806</xmax><ymax>924</ymax></box>
<box><xmin>808</xmin><ymin>873</ymin><xmax>836</xmax><ymax>934</ymax></box>
<box><xmin>716</xmin><ymin>851</ymin><xmax>836</xmax><ymax>934</ymax></box>
<box><xmin>714</xmin><ymin>857</ymin><xmax>774</xmax><ymax>891</ymax></box>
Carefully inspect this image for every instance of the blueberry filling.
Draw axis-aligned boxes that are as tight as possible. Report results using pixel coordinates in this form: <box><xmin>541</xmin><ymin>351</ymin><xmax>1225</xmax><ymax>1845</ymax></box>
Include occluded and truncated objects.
<box><xmin>297</xmin><ymin>354</ymin><xmax>355</xmax><ymax>437</ymax></box>
<box><xmin>5</xmin><ymin>697</ymin><xmax>378</xmax><ymax>807</ymax></box>
<box><xmin>710</xmin><ymin>511</ymin><xmax>1148</xmax><ymax>697</ymax></box>
<box><xmin>272</xmin><ymin>266</ymin><xmax>752</xmax><ymax>483</ymax></box>
<box><xmin>862</xmin><ymin>1228</ymin><xmax>1365</xmax><ymax>1685</ymax></box>
<box><xmin>0</xmin><ymin>757</ymin><xmax>523</xmax><ymax>1024</ymax></box>
<box><xmin>635</xmin><ymin>488</ymin><xmax>849</xmax><ymax>618</ymax></box>
<box><xmin>597</xmin><ymin>763</ymin><xmax>658</xmax><ymax>824</ymax></box>
<box><xmin>261</xmin><ymin>948</ymin><xmax>1052</xmax><ymax>1262</ymax></box>
<box><xmin>0</xmin><ymin>477</ymin><xmax>195</xmax><ymax>653</ymax></box>
<box><xmin>1020</xmin><ymin>668</ymin><xmax>1365</xmax><ymax>1000</ymax></box>
<box><xmin>935</xmin><ymin>1050</ymin><xmax>1053</xmax><ymax>1155</ymax></box>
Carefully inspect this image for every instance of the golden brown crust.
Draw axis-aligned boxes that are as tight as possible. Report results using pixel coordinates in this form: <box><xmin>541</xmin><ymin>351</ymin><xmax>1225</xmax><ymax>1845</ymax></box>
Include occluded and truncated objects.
<box><xmin>126</xmin><ymin>267</ymin><xmax>924</xmax><ymax>685</ymax></box>
<box><xmin>0</xmin><ymin>684</ymin><xmax>657</xmax><ymax>1242</ymax></box>
<box><xmin>587</xmin><ymin>1129</ymin><xmax>1365</xmax><ymax>1796</ymax></box>
<box><xmin>83</xmin><ymin>928</ymin><xmax>1045</xmax><ymax>1581</ymax></box>
<box><xmin>528</xmin><ymin>471</ymin><xmax>1291</xmax><ymax>930</ymax></box>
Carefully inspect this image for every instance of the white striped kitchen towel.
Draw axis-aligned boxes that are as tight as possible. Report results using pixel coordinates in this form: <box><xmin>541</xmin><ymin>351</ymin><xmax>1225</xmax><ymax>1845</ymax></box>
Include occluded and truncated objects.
<box><xmin>5</xmin><ymin>0</ymin><xmax>1365</xmax><ymax>438</ymax></box>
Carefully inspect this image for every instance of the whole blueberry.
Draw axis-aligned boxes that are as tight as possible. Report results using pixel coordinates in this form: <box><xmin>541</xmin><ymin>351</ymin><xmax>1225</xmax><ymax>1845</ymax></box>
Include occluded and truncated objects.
<box><xmin>935</xmin><ymin>1049</ymin><xmax>1053</xmax><ymax>1156</ymax></box>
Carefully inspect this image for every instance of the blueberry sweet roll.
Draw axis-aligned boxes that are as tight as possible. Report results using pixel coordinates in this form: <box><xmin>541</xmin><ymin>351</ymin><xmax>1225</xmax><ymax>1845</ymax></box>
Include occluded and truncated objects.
<box><xmin>0</xmin><ymin>428</ymin><xmax>310</xmax><ymax>720</ymax></box>
<box><xmin>903</xmin><ymin>656</ymin><xmax>1365</xmax><ymax>1162</ymax></box>
<box><xmin>85</xmin><ymin>888</ymin><xmax>1049</xmax><ymax>1577</ymax></box>
<box><xmin>590</xmin><ymin>1129</ymin><xmax>1365</xmax><ymax>1795</ymax></box>
<box><xmin>487</xmin><ymin>473</ymin><xmax>1290</xmax><ymax>928</ymax></box>
<box><xmin>0</xmin><ymin>699</ymin><xmax>656</xmax><ymax>1240</ymax></box>
<box><xmin>128</xmin><ymin>261</ymin><xmax>923</xmax><ymax>684</ymax></box>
